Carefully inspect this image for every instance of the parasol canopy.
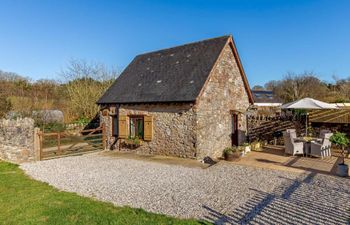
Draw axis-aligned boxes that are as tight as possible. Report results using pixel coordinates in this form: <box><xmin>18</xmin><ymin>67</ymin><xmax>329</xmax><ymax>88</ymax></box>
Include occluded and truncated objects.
<box><xmin>281</xmin><ymin>97</ymin><xmax>338</xmax><ymax>109</ymax></box>
<box><xmin>281</xmin><ymin>98</ymin><xmax>338</xmax><ymax>136</ymax></box>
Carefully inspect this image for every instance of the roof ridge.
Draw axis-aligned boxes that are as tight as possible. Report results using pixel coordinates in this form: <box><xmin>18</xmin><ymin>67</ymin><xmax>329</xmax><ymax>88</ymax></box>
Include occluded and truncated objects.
<box><xmin>136</xmin><ymin>35</ymin><xmax>231</xmax><ymax>57</ymax></box>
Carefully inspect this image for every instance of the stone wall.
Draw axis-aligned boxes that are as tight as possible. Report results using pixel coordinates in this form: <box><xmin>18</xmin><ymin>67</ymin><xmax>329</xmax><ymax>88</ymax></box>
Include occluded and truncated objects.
<box><xmin>102</xmin><ymin>103</ymin><xmax>197</xmax><ymax>158</ymax></box>
<box><xmin>99</xmin><ymin>109</ymin><xmax>115</xmax><ymax>149</ymax></box>
<box><xmin>195</xmin><ymin>44</ymin><xmax>250</xmax><ymax>159</ymax></box>
<box><xmin>0</xmin><ymin>118</ymin><xmax>37</xmax><ymax>163</ymax></box>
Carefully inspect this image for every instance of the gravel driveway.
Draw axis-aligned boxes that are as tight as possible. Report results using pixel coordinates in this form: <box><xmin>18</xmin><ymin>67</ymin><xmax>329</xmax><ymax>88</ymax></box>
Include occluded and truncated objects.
<box><xmin>21</xmin><ymin>154</ymin><xmax>350</xmax><ymax>224</ymax></box>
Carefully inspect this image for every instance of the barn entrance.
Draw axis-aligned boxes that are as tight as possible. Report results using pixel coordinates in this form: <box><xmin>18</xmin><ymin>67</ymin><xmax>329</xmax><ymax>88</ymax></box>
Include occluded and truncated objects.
<box><xmin>231</xmin><ymin>113</ymin><xmax>239</xmax><ymax>146</ymax></box>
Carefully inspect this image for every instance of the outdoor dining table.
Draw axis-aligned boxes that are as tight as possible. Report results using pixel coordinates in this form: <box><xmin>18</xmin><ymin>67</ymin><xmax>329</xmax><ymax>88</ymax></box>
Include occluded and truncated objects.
<box><xmin>294</xmin><ymin>137</ymin><xmax>322</xmax><ymax>157</ymax></box>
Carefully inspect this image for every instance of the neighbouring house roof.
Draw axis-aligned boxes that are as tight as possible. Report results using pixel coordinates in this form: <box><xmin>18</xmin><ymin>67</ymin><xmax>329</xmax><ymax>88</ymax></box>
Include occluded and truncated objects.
<box><xmin>97</xmin><ymin>35</ymin><xmax>253</xmax><ymax>104</ymax></box>
<box><xmin>251</xmin><ymin>90</ymin><xmax>282</xmax><ymax>105</ymax></box>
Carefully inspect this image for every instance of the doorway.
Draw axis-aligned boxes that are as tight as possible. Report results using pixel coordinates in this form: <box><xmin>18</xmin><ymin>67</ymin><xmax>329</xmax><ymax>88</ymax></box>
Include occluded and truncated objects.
<box><xmin>231</xmin><ymin>113</ymin><xmax>239</xmax><ymax>146</ymax></box>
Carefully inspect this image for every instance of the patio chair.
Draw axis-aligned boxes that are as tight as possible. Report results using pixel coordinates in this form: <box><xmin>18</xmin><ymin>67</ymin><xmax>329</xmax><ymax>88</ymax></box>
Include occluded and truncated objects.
<box><xmin>283</xmin><ymin>131</ymin><xmax>304</xmax><ymax>156</ymax></box>
<box><xmin>319</xmin><ymin>129</ymin><xmax>332</xmax><ymax>139</ymax></box>
<box><xmin>286</xmin><ymin>129</ymin><xmax>297</xmax><ymax>139</ymax></box>
<box><xmin>310</xmin><ymin>133</ymin><xmax>333</xmax><ymax>158</ymax></box>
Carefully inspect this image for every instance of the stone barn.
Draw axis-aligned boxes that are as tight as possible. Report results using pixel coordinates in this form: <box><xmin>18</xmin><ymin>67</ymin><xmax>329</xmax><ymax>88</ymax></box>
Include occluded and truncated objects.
<box><xmin>97</xmin><ymin>35</ymin><xmax>253</xmax><ymax>159</ymax></box>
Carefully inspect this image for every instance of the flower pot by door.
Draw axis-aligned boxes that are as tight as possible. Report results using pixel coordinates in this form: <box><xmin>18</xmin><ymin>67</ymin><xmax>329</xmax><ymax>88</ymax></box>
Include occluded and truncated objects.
<box><xmin>336</xmin><ymin>164</ymin><xmax>349</xmax><ymax>177</ymax></box>
<box><xmin>244</xmin><ymin>146</ymin><xmax>251</xmax><ymax>153</ymax></box>
<box><xmin>224</xmin><ymin>152</ymin><xmax>240</xmax><ymax>161</ymax></box>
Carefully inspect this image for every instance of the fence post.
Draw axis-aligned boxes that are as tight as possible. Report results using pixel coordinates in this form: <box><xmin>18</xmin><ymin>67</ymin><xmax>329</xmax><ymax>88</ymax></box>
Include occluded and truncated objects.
<box><xmin>33</xmin><ymin>128</ymin><xmax>41</xmax><ymax>161</ymax></box>
<box><xmin>57</xmin><ymin>133</ymin><xmax>61</xmax><ymax>155</ymax></box>
<box><xmin>102</xmin><ymin>124</ymin><xmax>106</xmax><ymax>150</ymax></box>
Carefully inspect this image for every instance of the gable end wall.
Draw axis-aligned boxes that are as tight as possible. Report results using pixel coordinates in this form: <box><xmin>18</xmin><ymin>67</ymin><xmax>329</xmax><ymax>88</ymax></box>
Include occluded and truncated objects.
<box><xmin>195</xmin><ymin>43</ymin><xmax>250</xmax><ymax>159</ymax></box>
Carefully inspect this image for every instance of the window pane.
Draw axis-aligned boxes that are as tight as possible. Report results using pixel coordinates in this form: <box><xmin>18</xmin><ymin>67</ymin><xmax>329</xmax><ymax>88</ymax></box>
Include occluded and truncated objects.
<box><xmin>129</xmin><ymin>116</ymin><xmax>144</xmax><ymax>139</ymax></box>
<box><xmin>137</xmin><ymin>118</ymin><xmax>144</xmax><ymax>138</ymax></box>
<box><xmin>130</xmin><ymin>118</ymin><xmax>135</xmax><ymax>138</ymax></box>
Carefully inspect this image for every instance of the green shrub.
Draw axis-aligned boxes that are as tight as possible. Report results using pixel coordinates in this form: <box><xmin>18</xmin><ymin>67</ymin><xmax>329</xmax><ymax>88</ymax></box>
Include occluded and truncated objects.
<box><xmin>330</xmin><ymin>132</ymin><xmax>349</xmax><ymax>148</ymax></box>
<box><xmin>242</xmin><ymin>142</ymin><xmax>250</xmax><ymax>147</ymax></box>
<box><xmin>223</xmin><ymin>147</ymin><xmax>233</xmax><ymax>154</ymax></box>
<box><xmin>223</xmin><ymin>146</ymin><xmax>240</xmax><ymax>154</ymax></box>
<box><xmin>330</xmin><ymin>132</ymin><xmax>350</xmax><ymax>165</ymax></box>
<box><xmin>40</xmin><ymin>122</ymin><xmax>66</xmax><ymax>132</ymax></box>
<box><xmin>74</xmin><ymin>117</ymin><xmax>90</xmax><ymax>126</ymax></box>
<box><xmin>237</xmin><ymin>146</ymin><xmax>245</xmax><ymax>152</ymax></box>
<box><xmin>127</xmin><ymin>136</ymin><xmax>141</xmax><ymax>145</ymax></box>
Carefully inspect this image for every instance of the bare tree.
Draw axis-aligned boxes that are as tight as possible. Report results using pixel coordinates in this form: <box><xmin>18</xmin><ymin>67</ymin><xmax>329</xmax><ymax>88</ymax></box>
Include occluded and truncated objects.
<box><xmin>60</xmin><ymin>59</ymin><xmax>118</xmax><ymax>121</ymax></box>
<box><xmin>332</xmin><ymin>76</ymin><xmax>350</xmax><ymax>102</ymax></box>
<box><xmin>266</xmin><ymin>72</ymin><xmax>329</xmax><ymax>103</ymax></box>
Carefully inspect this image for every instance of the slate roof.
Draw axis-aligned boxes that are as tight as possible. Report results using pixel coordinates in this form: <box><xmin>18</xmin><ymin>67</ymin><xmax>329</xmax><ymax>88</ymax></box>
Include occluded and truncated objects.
<box><xmin>97</xmin><ymin>35</ymin><xmax>251</xmax><ymax>104</ymax></box>
<box><xmin>251</xmin><ymin>90</ymin><xmax>282</xmax><ymax>103</ymax></box>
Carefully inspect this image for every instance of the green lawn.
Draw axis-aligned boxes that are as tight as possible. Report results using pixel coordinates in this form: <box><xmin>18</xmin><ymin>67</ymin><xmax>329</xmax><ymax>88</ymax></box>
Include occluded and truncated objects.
<box><xmin>0</xmin><ymin>161</ymin><xmax>208</xmax><ymax>225</ymax></box>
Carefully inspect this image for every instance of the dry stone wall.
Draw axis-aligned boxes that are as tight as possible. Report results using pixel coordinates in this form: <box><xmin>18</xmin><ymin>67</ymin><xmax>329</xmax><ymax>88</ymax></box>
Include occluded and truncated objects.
<box><xmin>0</xmin><ymin>118</ymin><xmax>37</xmax><ymax>163</ymax></box>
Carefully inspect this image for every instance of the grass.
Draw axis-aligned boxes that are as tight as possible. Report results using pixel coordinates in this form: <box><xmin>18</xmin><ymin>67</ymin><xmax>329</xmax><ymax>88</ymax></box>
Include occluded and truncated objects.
<box><xmin>0</xmin><ymin>161</ymin><xmax>209</xmax><ymax>225</ymax></box>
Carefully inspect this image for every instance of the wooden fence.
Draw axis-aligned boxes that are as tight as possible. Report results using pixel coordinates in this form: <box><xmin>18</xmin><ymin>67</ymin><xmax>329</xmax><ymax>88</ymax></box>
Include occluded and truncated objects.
<box><xmin>37</xmin><ymin>125</ymin><xmax>106</xmax><ymax>160</ymax></box>
<box><xmin>309</xmin><ymin>109</ymin><xmax>350</xmax><ymax>124</ymax></box>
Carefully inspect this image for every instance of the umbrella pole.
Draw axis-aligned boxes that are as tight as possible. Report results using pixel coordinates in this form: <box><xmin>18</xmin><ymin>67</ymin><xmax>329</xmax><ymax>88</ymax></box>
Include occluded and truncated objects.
<box><xmin>305</xmin><ymin>112</ymin><xmax>308</xmax><ymax>136</ymax></box>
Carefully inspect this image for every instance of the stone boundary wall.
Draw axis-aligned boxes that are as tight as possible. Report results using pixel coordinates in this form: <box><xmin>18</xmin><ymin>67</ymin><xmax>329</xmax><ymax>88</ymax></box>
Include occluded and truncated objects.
<box><xmin>0</xmin><ymin>118</ymin><xmax>39</xmax><ymax>163</ymax></box>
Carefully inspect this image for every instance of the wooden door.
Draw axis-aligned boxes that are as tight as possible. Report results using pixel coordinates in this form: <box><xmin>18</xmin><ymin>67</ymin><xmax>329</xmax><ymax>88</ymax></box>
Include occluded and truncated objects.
<box><xmin>231</xmin><ymin>113</ymin><xmax>239</xmax><ymax>146</ymax></box>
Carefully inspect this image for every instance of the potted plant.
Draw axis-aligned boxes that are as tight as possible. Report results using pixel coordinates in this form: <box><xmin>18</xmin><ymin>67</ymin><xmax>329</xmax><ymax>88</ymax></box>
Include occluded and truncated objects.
<box><xmin>238</xmin><ymin>146</ymin><xmax>245</xmax><ymax>157</ymax></box>
<box><xmin>251</xmin><ymin>140</ymin><xmax>262</xmax><ymax>151</ymax></box>
<box><xmin>223</xmin><ymin>146</ymin><xmax>240</xmax><ymax>161</ymax></box>
<box><xmin>242</xmin><ymin>142</ymin><xmax>251</xmax><ymax>154</ymax></box>
<box><xmin>124</xmin><ymin>136</ymin><xmax>142</xmax><ymax>149</ymax></box>
<box><xmin>330</xmin><ymin>132</ymin><xmax>349</xmax><ymax>177</ymax></box>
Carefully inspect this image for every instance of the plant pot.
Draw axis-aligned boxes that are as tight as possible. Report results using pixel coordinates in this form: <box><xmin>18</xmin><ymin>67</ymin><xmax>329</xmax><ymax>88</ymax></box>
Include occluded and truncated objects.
<box><xmin>224</xmin><ymin>151</ymin><xmax>240</xmax><ymax>161</ymax></box>
<box><xmin>251</xmin><ymin>142</ymin><xmax>262</xmax><ymax>151</ymax></box>
<box><xmin>123</xmin><ymin>140</ymin><xmax>141</xmax><ymax>149</ymax></box>
<box><xmin>336</xmin><ymin>164</ymin><xmax>349</xmax><ymax>177</ymax></box>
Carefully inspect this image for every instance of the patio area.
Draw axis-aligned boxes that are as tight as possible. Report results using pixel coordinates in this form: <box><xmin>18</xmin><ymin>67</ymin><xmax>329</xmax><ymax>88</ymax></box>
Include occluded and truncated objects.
<box><xmin>234</xmin><ymin>145</ymin><xmax>350</xmax><ymax>176</ymax></box>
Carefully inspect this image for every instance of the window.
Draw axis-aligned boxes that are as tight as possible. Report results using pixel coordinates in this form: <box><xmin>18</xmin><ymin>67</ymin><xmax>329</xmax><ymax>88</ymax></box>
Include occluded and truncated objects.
<box><xmin>129</xmin><ymin>116</ymin><xmax>144</xmax><ymax>139</ymax></box>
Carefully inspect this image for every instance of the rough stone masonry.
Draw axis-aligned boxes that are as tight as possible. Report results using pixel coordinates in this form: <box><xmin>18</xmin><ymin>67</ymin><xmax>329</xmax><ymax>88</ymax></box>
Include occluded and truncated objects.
<box><xmin>101</xmin><ymin>44</ymin><xmax>251</xmax><ymax>159</ymax></box>
<box><xmin>0</xmin><ymin>118</ymin><xmax>38</xmax><ymax>163</ymax></box>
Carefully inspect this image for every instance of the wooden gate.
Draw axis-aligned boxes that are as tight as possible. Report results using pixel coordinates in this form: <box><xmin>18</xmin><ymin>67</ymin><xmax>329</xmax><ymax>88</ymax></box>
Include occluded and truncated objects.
<box><xmin>37</xmin><ymin>125</ymin><xmax>106</xmax><ymax>160</ymax></box>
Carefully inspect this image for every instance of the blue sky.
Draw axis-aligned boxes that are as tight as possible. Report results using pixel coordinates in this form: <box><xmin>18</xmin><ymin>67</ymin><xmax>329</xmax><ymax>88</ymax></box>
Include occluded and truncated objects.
<box><xmin>0</xmin><ymin>0</ymin><xmax>349</xmax><ymax>86</ymax></box>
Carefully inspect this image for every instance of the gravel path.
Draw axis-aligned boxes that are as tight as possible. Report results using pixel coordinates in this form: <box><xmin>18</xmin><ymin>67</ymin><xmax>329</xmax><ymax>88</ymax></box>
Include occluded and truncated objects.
<box><xmin>21</xmin><ymin>154</ymin><xmax>350</xmax><ymax>224</ymax></box>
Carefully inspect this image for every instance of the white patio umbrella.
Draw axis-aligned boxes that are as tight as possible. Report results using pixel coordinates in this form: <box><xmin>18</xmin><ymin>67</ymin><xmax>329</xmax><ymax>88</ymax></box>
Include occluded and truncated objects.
<box><xmin>281</xmin><ymin>97</ymin><xmax>338</xmax><ymax>136</ymax></box>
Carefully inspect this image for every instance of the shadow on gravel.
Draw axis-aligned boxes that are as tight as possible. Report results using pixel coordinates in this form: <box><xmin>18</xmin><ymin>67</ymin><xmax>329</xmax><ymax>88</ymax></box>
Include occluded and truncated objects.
<box><xmin>202</xmin><ymin>172</ymin><xmax>350</xmax><ymax>224</ymax></box>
